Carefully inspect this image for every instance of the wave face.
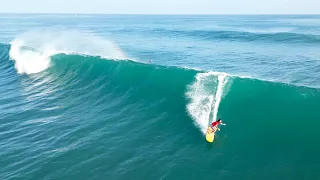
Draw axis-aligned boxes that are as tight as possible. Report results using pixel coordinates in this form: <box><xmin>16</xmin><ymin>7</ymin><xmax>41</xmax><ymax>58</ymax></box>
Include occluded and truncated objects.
<box><xmin>2</xmin><ymin>39</ymin><xmax>320</xmax><ymax>179</ymax></box>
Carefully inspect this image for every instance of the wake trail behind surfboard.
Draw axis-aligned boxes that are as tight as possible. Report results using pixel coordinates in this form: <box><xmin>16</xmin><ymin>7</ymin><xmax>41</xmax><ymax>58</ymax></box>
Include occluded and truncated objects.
<box><xmin>186</xmin><ymin>72</ymin><xmax>229</xmax><ymax>134</ymax></box>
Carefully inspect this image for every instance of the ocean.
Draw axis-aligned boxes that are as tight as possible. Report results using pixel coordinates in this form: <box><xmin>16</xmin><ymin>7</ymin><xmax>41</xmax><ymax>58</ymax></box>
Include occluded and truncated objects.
<box><xmin>1</xmin><ymin>14</ymin><xmax>320</xmax><ymax>180</ymax></box>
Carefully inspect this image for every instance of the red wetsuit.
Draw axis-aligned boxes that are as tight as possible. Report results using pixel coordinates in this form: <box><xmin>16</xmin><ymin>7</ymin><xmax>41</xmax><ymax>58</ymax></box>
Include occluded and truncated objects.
<box><xmin>211</xmin><ymin>121</ymin><xmax>220</xmax><ymax>127</ymax></box>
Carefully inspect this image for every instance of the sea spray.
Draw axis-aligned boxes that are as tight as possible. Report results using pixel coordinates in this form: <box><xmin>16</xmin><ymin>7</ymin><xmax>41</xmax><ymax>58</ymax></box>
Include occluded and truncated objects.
<box><xmin>9</xmin><ymin>29</ymin><xmax>127</xmax><ymax>74</ymax></box>
<box><xmin>212</xmin><ymin>73</ymin><xmax>228</xmax><ymax>123</ymax></box>
<box><xmin>9</xmin><ymin>40</ymin><xmax>51</xmax><ymax>74</ymax></box>
<box><xmin>186</xmin><ymin>72</ymin><xmax>228</xmax><ymax>134</ymax></box>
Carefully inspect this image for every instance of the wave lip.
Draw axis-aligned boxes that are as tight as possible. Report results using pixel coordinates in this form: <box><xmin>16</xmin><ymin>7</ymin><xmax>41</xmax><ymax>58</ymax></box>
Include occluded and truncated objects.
<box><xmin>9</xmin><ymin>30</ymin><xmax>127</xmax><ymax>74</ymax></box>
<box><xmin>9</xmin><ymin>39</ymin><xmax>52</xmax><ymax>74</ymax></box>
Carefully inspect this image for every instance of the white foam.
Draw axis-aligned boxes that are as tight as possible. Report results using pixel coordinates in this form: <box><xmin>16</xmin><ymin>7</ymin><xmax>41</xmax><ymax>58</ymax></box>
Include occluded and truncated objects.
<box><xmin>212</xmin><ymin>25</ymin><xmax>294</xmax><ymax>34</ymax></box>
<box><xmin>229</xmin><ymin>74</ymin><xmax>252</xmax><ymax>79</ymax></box>
<box><xmin>9</xmin><ymin>29</ymin><xmax>127</xmax><ymax>74</ymax></box>
<box><xmin>186</xmin><ymin>71</ymin><xmax>229</xmax><ymax>134</ymax></box>
<box><xmin>9</xmin><ymin>40</ymin><xmax>51</xmax><ymax>74</ymax></box>
<box><xmin>240</xmin><ymin>27</ymin><xmax>294</xmax><ymax>34</ymax></box>
<box><xmin>212</xmin><ymin>73</ymin><xmax>228</xmax><ymax>123</ymax></box>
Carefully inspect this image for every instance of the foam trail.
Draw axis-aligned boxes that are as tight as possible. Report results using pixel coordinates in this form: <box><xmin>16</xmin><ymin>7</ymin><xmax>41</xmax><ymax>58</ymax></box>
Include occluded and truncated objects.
<box><xmin>9</xmin><ymin>29</ymin><xmax>127</xmax><ymax>74</ymax></box>
<box><xmin>212</xmin><ymin>73</ymin><xmax>228</xmax><ymax>123</ymax></box>
<box><xmin>186</xmin><ymin>72</ymin><xmax>228</xmax><ymax>134</ymax></box>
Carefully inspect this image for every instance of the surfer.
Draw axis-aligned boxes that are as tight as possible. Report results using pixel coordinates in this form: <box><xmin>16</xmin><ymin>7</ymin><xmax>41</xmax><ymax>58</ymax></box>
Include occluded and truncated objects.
<box><xmin>211</xmin><ymin>119</ymin><xmax>226</xmax><ymax>131</ymax></box>
<box><xmin>206</xmin><ymin>119</ymin><xmax>226</xmax><ymax>142</ymax></box>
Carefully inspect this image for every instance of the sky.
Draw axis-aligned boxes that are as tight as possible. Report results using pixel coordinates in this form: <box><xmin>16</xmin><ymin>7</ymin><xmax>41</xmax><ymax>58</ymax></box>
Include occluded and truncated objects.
<box><xmin>0</xmin><ymin>0</ymin><xmax>319</xmax><ymax>14</ymax></box>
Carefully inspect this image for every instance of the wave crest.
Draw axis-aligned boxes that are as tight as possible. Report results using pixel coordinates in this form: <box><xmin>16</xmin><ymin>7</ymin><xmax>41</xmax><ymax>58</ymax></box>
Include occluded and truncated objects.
<box><xmin>9</xmin><ymin>29</ymin><xmax>127</xmax><ymax>74</ymax></box>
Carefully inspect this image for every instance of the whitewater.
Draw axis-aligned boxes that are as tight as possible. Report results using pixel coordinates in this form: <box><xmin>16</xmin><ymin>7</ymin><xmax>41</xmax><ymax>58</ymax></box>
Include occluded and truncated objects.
<box><xmin>9</xmin><ymin>30</ymin><xmax>127</xmax><ymax>74</ymax></box>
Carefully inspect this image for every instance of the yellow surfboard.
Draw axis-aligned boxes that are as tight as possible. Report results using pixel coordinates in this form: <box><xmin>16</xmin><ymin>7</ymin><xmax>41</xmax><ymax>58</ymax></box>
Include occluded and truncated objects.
<box><xmin>205</xmin><ymin>126</ymin><xmax>217</xmax><ymax>143</ymax></box>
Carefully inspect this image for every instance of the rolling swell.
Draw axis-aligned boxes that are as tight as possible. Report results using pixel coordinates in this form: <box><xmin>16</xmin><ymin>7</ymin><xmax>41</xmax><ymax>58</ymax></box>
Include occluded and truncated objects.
<box><xmin>2</xmin><ymin>42</ymin><xmax>320</xmax><ymax>179</ymax></box>
<box><xmin>191</xmin><ymin>30</ymin><xmax>320</xmax><ymax>44</ymax></box>
<box><xmin>3</xmin><ymin>38</ymin><xmax>320</xmax><ymax>135</ymax></box>
<box><xmin>7</xmin><ymin>43</ymin><xmax>320</xmax><ymax>134</ymax></box>
<box><xmin>50</xmin><ymin>53</ymin><xmax>320</xmax><ymax>140</ymax></box>
<box><xmin>141</xmin><ymin>28</ymin><xmax>320</xmax><ymax>44</ymax></box>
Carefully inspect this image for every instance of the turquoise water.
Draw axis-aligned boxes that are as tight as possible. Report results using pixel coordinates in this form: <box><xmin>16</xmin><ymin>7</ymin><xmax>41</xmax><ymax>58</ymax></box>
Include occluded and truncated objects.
<box><xmin>1</xmin><ymin>14</ymin><xmax>320</xmax><ymax>180</ymax></box>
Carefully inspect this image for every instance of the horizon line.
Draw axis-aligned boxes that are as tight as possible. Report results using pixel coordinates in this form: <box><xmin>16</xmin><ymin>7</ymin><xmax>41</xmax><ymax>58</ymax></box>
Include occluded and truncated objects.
<box><xmin>0</xmin><ymin>12</ymin><xmax>319</xmax><ymax>15</ymax></box>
